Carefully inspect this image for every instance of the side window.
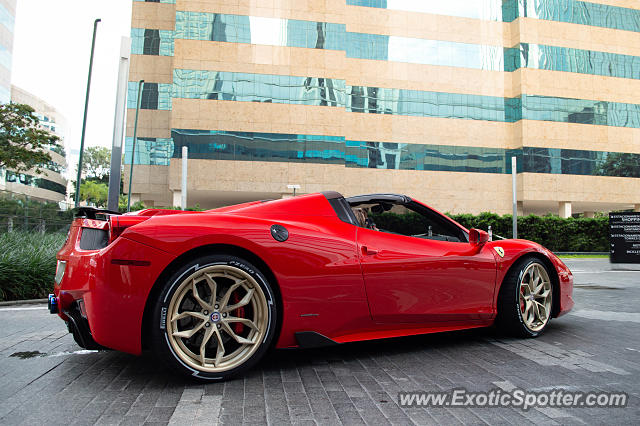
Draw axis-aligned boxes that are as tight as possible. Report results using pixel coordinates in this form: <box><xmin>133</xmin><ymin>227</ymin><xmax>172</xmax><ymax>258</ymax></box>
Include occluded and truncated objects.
<box><xmin>353</xmin><ymin>202</ymin><xmax>463</xmax><ymax>242</ymax></box>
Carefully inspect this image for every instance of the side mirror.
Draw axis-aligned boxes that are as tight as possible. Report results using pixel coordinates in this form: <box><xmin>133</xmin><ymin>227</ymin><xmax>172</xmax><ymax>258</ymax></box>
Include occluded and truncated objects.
<box><xmin>469</xmin><ymin>229</ymin><xmax>489</xmax><ymax>246</ymax></box>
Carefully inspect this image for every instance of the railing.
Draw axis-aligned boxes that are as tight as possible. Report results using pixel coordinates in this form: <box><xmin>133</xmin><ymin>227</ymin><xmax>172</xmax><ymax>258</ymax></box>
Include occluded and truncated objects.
<box><xmin>0</xmin><ymin>190</ymin><xmax>74</xmax><ymax>234</ymax></box>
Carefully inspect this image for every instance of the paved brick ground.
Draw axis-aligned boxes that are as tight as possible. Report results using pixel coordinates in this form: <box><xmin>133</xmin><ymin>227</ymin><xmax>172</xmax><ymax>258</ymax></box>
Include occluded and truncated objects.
<box><xmin>0</xmin><ymin>259</ymin><xmax>638</xmax><ymax>425</ymax></box>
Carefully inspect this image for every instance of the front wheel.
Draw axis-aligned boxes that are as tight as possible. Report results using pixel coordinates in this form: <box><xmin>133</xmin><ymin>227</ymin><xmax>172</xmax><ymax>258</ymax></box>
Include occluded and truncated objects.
<box><xmin>150</xmin><ymin>255</ymin><xmax>278</xmax><ymax>381</ymax></box>
<box><xmin>496</xmin><ymin>257</ymin><xmax>554</xmax><ymax>337</ymax></box>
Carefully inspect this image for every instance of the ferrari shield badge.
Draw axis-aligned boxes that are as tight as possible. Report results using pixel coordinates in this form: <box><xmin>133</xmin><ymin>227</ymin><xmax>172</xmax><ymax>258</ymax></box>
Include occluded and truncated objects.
<box><xmin>494</xmin><ymin>247</ymin><xmax>505</xmax><ymax>257</ymax></box>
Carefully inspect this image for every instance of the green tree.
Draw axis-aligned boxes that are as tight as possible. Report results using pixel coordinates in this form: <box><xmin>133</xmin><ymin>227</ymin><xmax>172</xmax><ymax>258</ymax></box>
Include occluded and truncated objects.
<box><xmin>71</xmin><ymin>147</ymin><xmax>119</xmax><ymax>203</ymax></box>
<box><xmin>79</xmin><ymin>180</ymin><xmax>108</xmax><ymax>207</ymax></box>
<box><xmin>0</xmin><ymin>103</ymin><xmax>60</xmax><ymax>174</ymax></box>
<box><xmin>81</xmin><ymin>146</ymin><xmax>111</xmax><ymax>182</ymax></box>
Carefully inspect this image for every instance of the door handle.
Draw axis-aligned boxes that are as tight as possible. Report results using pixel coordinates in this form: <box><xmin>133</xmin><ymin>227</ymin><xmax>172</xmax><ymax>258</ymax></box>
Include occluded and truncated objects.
<box><xmin>362</xmin><ymin>246</ymin><xmax>378</xmax><ymax>256</ymax></box>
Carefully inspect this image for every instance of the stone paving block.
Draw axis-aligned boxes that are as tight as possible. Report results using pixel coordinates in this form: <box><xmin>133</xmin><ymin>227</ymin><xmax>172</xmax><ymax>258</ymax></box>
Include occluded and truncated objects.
<box><xmin>1</xmin><ymin>260</ymin><xmax>639</xmax><ymax>425</ymax></box>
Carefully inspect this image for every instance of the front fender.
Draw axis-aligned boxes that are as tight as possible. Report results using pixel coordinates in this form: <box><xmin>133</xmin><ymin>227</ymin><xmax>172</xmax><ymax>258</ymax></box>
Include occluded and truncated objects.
<box><xmin>487</xmin><ymin>239</ymin><xmax>574</xmax><ymax>318</ymax></box>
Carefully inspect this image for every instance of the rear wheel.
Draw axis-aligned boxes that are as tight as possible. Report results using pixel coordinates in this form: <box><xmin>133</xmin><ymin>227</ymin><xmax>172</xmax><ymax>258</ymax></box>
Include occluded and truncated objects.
<box><xmin>496</xmin><ymin>257</ymin><xmax>553</xmax><ymax>337</ymax></box>
<box><xmin>151</xmin><ymin>255</ymin><xmax>277</xmax><ymax>381</ymax></box>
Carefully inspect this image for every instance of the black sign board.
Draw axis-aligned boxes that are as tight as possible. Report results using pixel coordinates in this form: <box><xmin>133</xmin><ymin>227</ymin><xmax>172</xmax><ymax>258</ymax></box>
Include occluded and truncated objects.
<box><xmin>609</xmin><ymin>212</ymin><xmax>640</xmax><ymax>263</ymax></box>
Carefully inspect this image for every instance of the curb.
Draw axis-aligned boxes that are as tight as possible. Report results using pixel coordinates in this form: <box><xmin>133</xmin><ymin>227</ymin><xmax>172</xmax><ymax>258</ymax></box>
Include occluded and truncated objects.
<box><xmin>0</xmin><ymin>298</ymin><xmax>48</xmax><ymax>307</ymax></box>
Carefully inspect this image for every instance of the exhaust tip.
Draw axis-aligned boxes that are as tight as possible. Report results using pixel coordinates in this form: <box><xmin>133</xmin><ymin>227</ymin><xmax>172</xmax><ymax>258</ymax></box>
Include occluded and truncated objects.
<box><xmin>48</xmin><ymin>294</ymin><xmax>58</xmax><ymax>314</ymax></box>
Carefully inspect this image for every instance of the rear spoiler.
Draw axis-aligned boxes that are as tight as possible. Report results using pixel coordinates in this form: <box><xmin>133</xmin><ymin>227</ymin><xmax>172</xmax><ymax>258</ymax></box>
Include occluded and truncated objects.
<box><xmin>73</xmin><ymin>207</ymin><xmax>120</xmax><ymax>220</ymax></box>
<box><xmin>74</xmin><ymin>206</ymin><xmax>202</xmax><ymax>220</ymax></box>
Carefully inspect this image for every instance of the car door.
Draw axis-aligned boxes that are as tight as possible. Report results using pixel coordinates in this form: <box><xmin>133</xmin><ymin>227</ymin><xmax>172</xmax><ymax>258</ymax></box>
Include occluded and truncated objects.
<box><xmin>356</xmin><ymin>205</ymin><xmax>497</xmax><ymax>324</ymax></box>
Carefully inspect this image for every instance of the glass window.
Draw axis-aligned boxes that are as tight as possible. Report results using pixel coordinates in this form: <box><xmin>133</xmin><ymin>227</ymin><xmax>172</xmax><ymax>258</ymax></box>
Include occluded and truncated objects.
<box><xmin>4</xmin><ymin>171</ymin><xmax>66</xmax><ymax>195</ymax></box>
<box><xmin>131</xmin><ymin>28</ymin><xmax>174</xmax><ymax>56</ymax></box>
<box><xmin>124</xmin><ymin>137</ymin><xmax>174</xmax><ymax>165</ymax></box>
<box><xmin>349</xmin><ymin>201</ymin><xmax>465</xmax><ymax>242</ymax></box>
<box><xmin>347</xmin><ymin>0</ymin><xmax>640</xmax><ymax>32</ymax></box>
<box><xmin>174</xmin><ymin>12</ymin><xmax>640</xmax><ymax>77</ymax></box>
<box><xmin>172</xmin><ymin>69</ymin><xmax>346</xmax><ymax>108</ymax></box>
<box><xmin>0</xmin><ymin>3</ymin><xmax>15</xmax><ymax>32</ymax></box>
<box><xmin>171</xmin><ymin>68</ymin><xmax>640</xmax><ymax>128</ymax></box>
<box><xmin>127</xmin><ymin>81</ymin><xmax>172</xmax><ymax>110</ymax></box>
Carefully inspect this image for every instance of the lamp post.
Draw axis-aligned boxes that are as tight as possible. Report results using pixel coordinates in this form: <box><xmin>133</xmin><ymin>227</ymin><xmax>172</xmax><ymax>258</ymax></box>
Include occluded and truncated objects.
<box><xmin>127</xmin><ymin>80</ymin><xmax>144</xmax><ymax>212</ymax></box>
<box><xmin>74</xmin><ymin>18</ymin><xmax>101</xmax><ymax>208</ymax></box>
<box><xmin>512</xmin><ymin>156</ymin><xmax>518</xmax><ymax>239</ymax></box>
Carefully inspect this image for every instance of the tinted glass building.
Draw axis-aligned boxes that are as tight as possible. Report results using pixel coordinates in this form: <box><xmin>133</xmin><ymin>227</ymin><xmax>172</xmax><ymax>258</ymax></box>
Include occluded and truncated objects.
<box><xmin>0</xmin><ymin>0</ymin><xmax>15</xmax><ymax>103</ymax></box>
<box><xmin>126</xmin><ymin>0</ymin><xmax>640</xmax><ymax>216</ymax></box>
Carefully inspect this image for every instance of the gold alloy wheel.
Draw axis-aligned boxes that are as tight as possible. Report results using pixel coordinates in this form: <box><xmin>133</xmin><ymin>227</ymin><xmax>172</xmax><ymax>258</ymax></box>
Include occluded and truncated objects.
<box><xmin>166</xmin><ymin>264</ymin><xmax>269</xmax><ymax>373</ymax></box>
<box><xmin>518</xmin><ymin>262</ymin><xmax>552</xmax><ymax>332</ymax></box>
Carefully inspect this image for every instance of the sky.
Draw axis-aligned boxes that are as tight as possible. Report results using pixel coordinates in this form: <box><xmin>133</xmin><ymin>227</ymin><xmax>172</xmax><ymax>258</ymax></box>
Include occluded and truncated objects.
<box><xmin>12</xmin><ymin>0</ymin><xmax>133</xmax><ymax>177</ymax></box>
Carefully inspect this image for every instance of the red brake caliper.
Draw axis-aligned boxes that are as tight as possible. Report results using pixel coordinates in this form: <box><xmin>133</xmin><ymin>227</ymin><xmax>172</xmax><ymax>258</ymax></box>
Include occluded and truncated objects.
<box><xmin>232</xmin><ymin>292</ymin><xmax>244</xmax><ymax>334</ymax></box>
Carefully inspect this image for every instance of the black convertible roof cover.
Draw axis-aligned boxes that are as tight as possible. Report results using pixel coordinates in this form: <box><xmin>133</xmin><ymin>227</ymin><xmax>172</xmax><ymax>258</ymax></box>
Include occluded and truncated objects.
<box><xmin>345</xmin><ymin>193</ymin><xmax>412</xmax><ymax>205</ymax></box>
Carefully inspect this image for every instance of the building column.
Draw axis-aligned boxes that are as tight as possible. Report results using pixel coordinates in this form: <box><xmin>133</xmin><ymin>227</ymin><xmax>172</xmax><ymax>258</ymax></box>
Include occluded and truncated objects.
<box><xmin>558</xmin><ymin>201</ymin><xmax>572</xmax><ymax>218</ymax></box>
<box><xmin>517</xmin><ymin>201</ymin><xmax>524</xmax><ymax>216</ymax></box>
<box><xmin>172</xmin><ymin>190</ymin><xmax>182</xmax><ymax>208</ymax></box>
<box><xmin>583</xmin><ymin>211</ymin><xmax>595</xmax><ymax>218</ymax></box>
<box><xmin>634</xmin><ymin>204</ymin><xmax>640</xmax><ymax>212</ymax></box>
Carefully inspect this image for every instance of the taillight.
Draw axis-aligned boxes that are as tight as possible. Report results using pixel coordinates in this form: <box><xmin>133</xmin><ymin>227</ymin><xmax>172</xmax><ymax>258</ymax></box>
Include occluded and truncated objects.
<box><xmin>109</xmin><ymin>215</ymin><xmax>150</xmax><ymax>243</ymax></box>
<box><xmin>55</xmin><ymin>260</ymin><xmax>67</xmax><ymax>284</ymax></box>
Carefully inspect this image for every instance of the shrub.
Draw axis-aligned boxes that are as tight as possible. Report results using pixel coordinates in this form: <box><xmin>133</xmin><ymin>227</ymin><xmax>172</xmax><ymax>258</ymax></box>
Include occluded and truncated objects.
<box><xmin>374</xmin><ymin>211</ymin><xmax>608</xmax><ymax>252</ymax></box>
<box><xmin>448</xmin><ymin>213</ymin><xmax>608</xmax><ymax>252</ymax></box>
<box><xmin>0</xmin><ymin>232</ymin><xmax>66</xmax><ymax>301</ymax></box>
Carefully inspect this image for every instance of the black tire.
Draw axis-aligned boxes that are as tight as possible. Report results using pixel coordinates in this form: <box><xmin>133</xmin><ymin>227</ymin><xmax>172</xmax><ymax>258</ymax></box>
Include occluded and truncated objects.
<box><xmin>150</xmin><ymin>254</ymin><xmax>278</xmax><ymax>381</ymax></box>
<box><xmin>496</xmin><ymin>256</ymin><xmax>554</xmax><ymax>338</ymax></box>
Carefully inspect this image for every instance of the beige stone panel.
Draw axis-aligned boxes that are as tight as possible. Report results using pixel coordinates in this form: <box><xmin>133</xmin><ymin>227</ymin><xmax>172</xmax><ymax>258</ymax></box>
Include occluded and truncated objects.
<box><xmin>123</xmin><ymin>164</ymin><xmax>170</xmax><ymax>202</ymax></box>
<box><xmin>171</xmin><ymin>99</ymin><xmax>345</xmax><ymax>136</ymax></box>
<box><xmin>346</xmin><ymin>9</ymin><xmax>509</xmax><ymax>46</ymax></box>
<box><xmin>522</xmin><ymin>173</ymin><xmax>640</xmax><ymax>206</ymax></box>
<box><xmin>582</xmin><ymin>0</ymin><xmax>639</xmax><ymax>8</ymax></box>
<box><xmin>520</xmin><ymin>121</ymin><xmax>640</xmax><ymax>153</ymax></box>
<box><xmin>344</xmin><ymin>58</ymin><xmax>514</xmax><ymax>97</ymax></box>
<box><xmin>343</xmin><ymin>113</ymin><xmax>518</xmax><ymax>148</ymax></box>
<box><xmin>518</xmin><ymin>18</ymin><xmax>640</xmax><ymax>57</ymax></box>
<box><xmin>166</xmin><ymin>159</ymin><xmax>514</xmax><ymax>214</ymax></box>
<box><xmin>174</xmin><ymin>41</ymin><xmax>510</xmax><ymax>97</ymax></box>
<box><xmin>176</xmin><ymin>0</ymin><xmax>347</xmax><ymax>24</ymax></box>
<box><xmin>517</xmin><ymin>69</ymin><xmax>640</xmax><ymax>105</ymax></box>
<box><xmin>130</xmin><ymin>55</ymin><xmax>174</xmax><ymax>84</ymax></box>
<box><xmin>126</xmin><ymin>110</ymin><xmax>172</xmax><ymax>139</ymax></box>
<box><xmin>131</xmin><ymin>1</ymin><xmax>175</xmax><ymax>30</ymax></box>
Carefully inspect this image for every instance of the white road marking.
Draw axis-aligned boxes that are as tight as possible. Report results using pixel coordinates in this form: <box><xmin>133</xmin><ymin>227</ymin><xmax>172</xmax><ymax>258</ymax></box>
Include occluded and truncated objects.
<box><xmin>571</xmin><ymin>309</ymin><xmax>640</xmax><ymax>323</ymax></box>
<box><xmin>0</xmin><ymin>306</ymin><xmax>48</xmax><ymax>311</ymax></box>
<box><xmin>492</xmin><ymin>380</ymin><xmax>581</xmax><ymax>421</ymax></box>
<box><xmin>168</xmin><ymin>385</ymin><xmax>222</xmax><ymax>425</ymax></box>
<box><xmin>47</xmin><ymin>350</ymin><xmax>99</xmax><ymax>357</ymax></box>
<box><xmin>489</xmin><ymin>339</ymin><xmax>629</xmax><ymax>375</ymax></box>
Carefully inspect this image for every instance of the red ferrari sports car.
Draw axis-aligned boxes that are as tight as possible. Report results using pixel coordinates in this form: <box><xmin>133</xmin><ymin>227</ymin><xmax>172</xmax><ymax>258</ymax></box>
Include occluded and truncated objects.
<box><xmin>51</xmin><ymin>192</ymin><xmax>573</xmax><ymax>381</ymax></box>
